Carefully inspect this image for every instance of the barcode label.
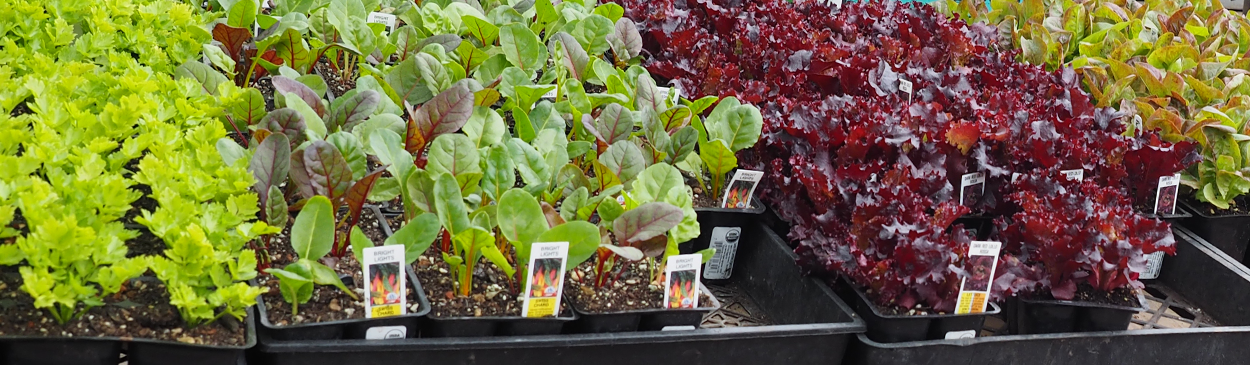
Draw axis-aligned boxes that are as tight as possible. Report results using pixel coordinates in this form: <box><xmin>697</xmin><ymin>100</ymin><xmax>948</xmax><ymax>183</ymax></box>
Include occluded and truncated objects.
<box><xmin>704</xmin><ymin>227</ymin><xmax>740</xmax><ymax>280</ymax></box>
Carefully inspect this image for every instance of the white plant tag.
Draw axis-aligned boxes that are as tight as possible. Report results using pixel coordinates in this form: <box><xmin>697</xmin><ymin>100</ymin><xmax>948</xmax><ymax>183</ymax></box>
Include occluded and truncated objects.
<box><xmin>704</xmin><ymin>227</ymin><xmax>741</xmax><ymax>280</ymax></box>
<box><xmin>954</xmin><ymin>241</ymin><xmax>1000</xmax><ymax>314</ymax></box>
<box><xmin>960</xmin><ymin>172</ymin><xmax>986</xmax><ymax>207</ymax></box>
<box><xmin>367</xmin><ymin>12</ymin><xmax>398</xmax><ymax>33</ymax></box>
<box><xmin>1154</xmin><ymin>173</ymin><xmax>1180</xmax><ymax>215</ymax></box>
<box><xmin>522</xmin><ymin>241</ymin><xmax>568</xmax><ymax>317</ymax></box>
<box><xmin>1141</xmin><ymin>251</ymin><xmax>1166</xmax><ymax>280</ymax></box>
<box><xmin>365</xmin><ymin>326</ymin><xmax>407</xmax><ymax>339</ymax></box>
<box><xmin>944</xmin><ymin>330</ymin><xmax>977</xmax><ymax>340</ymax></box>
<box><xmin>721</xmin><ymin>169</ymin><xmax>763</xmax><ymax>209</ymax></box>
<box><xmin>1061</xmin><ymin>169</ymin><xmax>1084</xmax><ymax>182</ymax></box>
<box><xmin>664</xmin><ymin>254</ymin><xmax>702</xmax><ymax>309</ymax></box>
<box><xmin>363</xmin><ymin>245</ymin><xmax>406</xmax><ymax>318</ymax></box>
<box><xmin>899</xmin><ymin>78</ymin><xmax>914</xmax><ymax>103</ymax></box>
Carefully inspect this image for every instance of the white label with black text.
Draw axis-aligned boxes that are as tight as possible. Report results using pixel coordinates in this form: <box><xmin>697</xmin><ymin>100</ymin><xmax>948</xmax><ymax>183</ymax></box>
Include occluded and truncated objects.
<box><xmin>1141</xmin><ymin>251</ymin><xmax>1166</xmax><ymax>280</ymax></box>
<box><xmin>1061</xmin><ymin>169</ymin><xmax>1084</xmax><ymax>182</ymax></box>
<box><xmin>704</xmin><ymin>227</ymin><xmax>741</xmax><ymax>280</ymax></box>
<box><xmin>367</xmin><ymin>12</ymin><xmax>397</xmax><ymax>32</ymax></box>
<box><xmin>365</xmin><ymin>326</ymin><xmax>407</xmax><ymax>340</ymax></box>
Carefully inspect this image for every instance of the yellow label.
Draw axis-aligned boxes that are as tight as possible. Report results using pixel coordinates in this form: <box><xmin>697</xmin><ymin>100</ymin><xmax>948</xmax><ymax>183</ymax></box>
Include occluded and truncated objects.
<box><xmin>525</xmin><ymin>297</ymin><xmax>557</xmax><ymax>318</ymax></box>
<box><xmin>371</xmin><ymin>304</ymin><xmax>401</xmax><ymax>318</ymax></box>
<box><xmin>955</xmin><ymin>293</ymin><xmax>988</xmax><ymax>314</ymax></box>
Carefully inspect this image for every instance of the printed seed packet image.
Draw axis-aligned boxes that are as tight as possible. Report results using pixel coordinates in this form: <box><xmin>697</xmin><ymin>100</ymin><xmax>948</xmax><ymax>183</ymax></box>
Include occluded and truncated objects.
<box><xmin>1155</xmin><ymin>174</ymin><xmax>1180</xmax><ymax>215</ymax></box>
<box><xmin>960</xmin><ymin>172</ymin><xmax>985</xmax><ymax>207</ymax></box>
<box><xmin>523</xmin><ymin>242</ymin><xmax>568</xmax><ymax>318</ymax></box>
<box><xmin>721</xmin><ymin>170</ymin><xmax>764</xmax><ymax>209</ymax></box>
<box><xmin>363</xmin><ymin>246</ymin><xmax>406</xmax><ymax>318</ymax></box>
<box><xmin>955</xmin><ymin>241</ymin><xmax>1000</xmax><ymax>315</ymax></box>
<box><xmin>665</xmin><ymin>254</ymin><xmax>702</xmax><ymax>309</ymax></box>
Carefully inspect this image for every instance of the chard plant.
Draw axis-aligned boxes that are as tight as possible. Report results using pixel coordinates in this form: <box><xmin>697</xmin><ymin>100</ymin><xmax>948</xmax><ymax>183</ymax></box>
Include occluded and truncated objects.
<box><xmin>684</xmin><ymin>96</ymin><xmax>763</xmax><ymax>199</ymax></box>
<box><xmin>289</xmin><ymin>139</ymin><xmax>388</xmax><ymax>257</ymax></box>
<box><xmin>496</xmin><ymin>188</ymin><xmax>602</xmax><ymax>292</ymax></box>
<box><xmin>264</xmin><ymin>196</ymin><xmax>359</xmax><ymax>315</ymax></box>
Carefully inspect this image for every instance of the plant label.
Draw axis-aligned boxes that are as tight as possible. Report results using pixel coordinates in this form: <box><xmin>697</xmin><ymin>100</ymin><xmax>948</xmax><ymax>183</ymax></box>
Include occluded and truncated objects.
<box><xmin>721</xmin><ymin>169</ymin><xmax>763</xmax><ymax>209</ymax></box>
<box><xmin>960</xmin><ymin>172</ymin><xmax>985</xmax><ymax>207</ymax></box>
<box><xmin>363</xmin><ymin>245</ymin><xmax>406</xmax><ymax>318</ymax></box>
<box><xmin>954</xmin><ymin>240</ymin><xmax>1000</xmax><ymax>315</ymax></box>
<box><xmin>1154</xmin><ymin>173</ymin><xmax>1180</xmax><ymax>215</ymax></box>
<box><xmin>704</xmin><ymin>227</ymin><xmax>741</xmax><ymax>280</ymax></box>
<box><xmin>367</xmin><ymin>12</ymin><xmax>398</xmax><ymax>33</ymax></box>
<box><xmin>522</xmin><ymin>241</ymin><xmax>568</xmax><ymax>318</ymax></box>
<box><xmin>1061</xmin><ymin>169</ymin><xmax>1084</xmax><ymax>182</ymax></box>
<box><xmin>665</xmin><ymin>254</ymin><xmax>702</xmax><ymax>309</ymax></box>
<box><xmin>898</xmin><ymin>78</ymin><xmax>913</xmax><ymax>103</ymax></box>
<box><xmin>944</xmin><ymin>330</ymin><xmax>976</xmax><ymax>340</ymax></box>
<box><xmin>1141</xmin><ymin>251</ymin><xmax>1166</xmax><ymax>280</ymax></box>
<box><xmin>365</xmin><ymin>325</ymin><xmax>407</xmax><ymax>340</ymax></box>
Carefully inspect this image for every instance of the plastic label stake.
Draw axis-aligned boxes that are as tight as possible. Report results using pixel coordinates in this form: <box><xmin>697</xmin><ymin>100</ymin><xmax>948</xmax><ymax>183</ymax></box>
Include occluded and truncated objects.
<box><xmin>1154</xmin><ymin>173</ymin><xmax>1180</xmax><ymax>215</ymax></box>
<box><xmin>363</xmin><ymin>246</ymin><xmax>406</xmax><ymax>318</ymax></box>
<box><xmin>522</xmin><ymin>241</ymin><xmax>568</xmax><ymax>318</ymax></box>
<box><xmin>959</xmin><ymin>172</ymin><xmax>985</xmax><ymax>207</ymax></box>
<box><xmin>1061</xmin><ymin>169</ymin><xmax>1084</xmax><ymax>182</ymax></box>
<box><xmin>665</xmin><ymin>254</ymin><xmax>702</xmax><ymax>309</ymax></box>
<box><xmin>367</xmin><ymin>12</ymin><xmax>397</xmax><ymax>33</ymax></box>
<box><xmin>954</xmin><ymin>241</ymin><xmax>1000</xmax><ymax>315</ymax></box>
<box><xmin>704</xmin><ymin>227</ymin><xmax>741</xmax><ymax>280</ymax></box>
<box><xmin>721</xmin><ymin>169</ymin><xmax>763</xmax><ymax>209</ymax></box>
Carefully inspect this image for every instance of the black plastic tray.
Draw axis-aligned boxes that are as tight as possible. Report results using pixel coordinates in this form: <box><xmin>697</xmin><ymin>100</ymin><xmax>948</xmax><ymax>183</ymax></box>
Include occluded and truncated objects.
<box><xmin>249</xmin><ymin>221</ymin><xmax>865</xmax><ymax>365</ymax></box>
<box><xmin>681</xmin><ymin>197</ymin><xmax>767</xmax><ymax>254</ymax></box>
<box><xmin>1</xmin><ymin>308</ymin><xmax>256</xmax><ymax>365</ymax></box>
<box><xmin>256</xmin><ymin>207</ymin><xmax>432</xmax><ymax>341</ymax></box>
<box><xmin>1010</xmin><ymin>291</ymin><xmax>1147</xmax><ymax>334</ymax></box>
<box><xmin>569</xmin><ymin>282</ymin><xmax>722</xmax><ymax>333</ymax></box>
<box><xmin>845</xmin><ymin>226</ymin><xmax>1250</xmax><ymax>365</ymax></box>
<box><xmin>837</xmin><ymin>277</ymin><xmax>1002</xmax><ymax>343</ymax></box>
<box><xmin>1179</xmin><ymin>199</ymin><xmax>1250</xmax><ymax>263</ymax></box>
<box><xmin>421</xmin><ymin>309</ymin><xmax>578</xmax><ymax>337</ymax></box>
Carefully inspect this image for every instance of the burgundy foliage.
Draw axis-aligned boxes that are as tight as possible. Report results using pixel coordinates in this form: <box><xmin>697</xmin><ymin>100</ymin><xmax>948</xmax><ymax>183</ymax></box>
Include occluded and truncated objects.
<box><xmin>613</xmin><ymin>0</ymin><xmax>1192</xmax><ymax>310</ymax></box>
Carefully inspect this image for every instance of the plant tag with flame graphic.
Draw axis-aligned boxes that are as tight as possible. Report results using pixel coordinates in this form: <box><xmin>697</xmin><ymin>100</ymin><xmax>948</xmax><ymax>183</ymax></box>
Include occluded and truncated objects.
<box><xmin>522</xmin><ymin>241</ymin><xmax>568</xmax><ymax>318</ymax></box>
<box><xmin>721</xmin><ymin>170</ymin><xmax>763</xmax><ymax>209</ymax></box>
<box><xmin>363</xmin><ymin>246</ymin><xmax>406</xmax><ymax>318</ymax></box>
<box><xmin>665</xmin><ymin>254</ymin><xmax>702</xmax><ymax>309</ymax></box>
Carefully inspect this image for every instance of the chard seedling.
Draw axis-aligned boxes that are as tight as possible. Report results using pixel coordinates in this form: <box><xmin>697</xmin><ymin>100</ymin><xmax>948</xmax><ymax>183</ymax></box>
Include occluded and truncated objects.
<box><xmin>290</xmin><ymin>139</ymin><xmax>388</xmax><ymax>257</ymax></box>
<box><xmin>685</xmin><ymin>96</ymin><xmax>763</xmax><ymax>200</ymax></box>
<box><xmin>265</xmin><ymin>196</ymin><xmax>359</xmax><ymax>315</ymax></box>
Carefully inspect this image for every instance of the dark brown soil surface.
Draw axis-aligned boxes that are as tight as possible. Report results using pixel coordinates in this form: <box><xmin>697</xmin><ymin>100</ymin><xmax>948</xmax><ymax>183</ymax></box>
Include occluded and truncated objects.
<box><xmin>122</xmin><ymin>184</ymin><xmax>157</xmax><ymax>226</ymax></box>
<box><xmin>9</xmin><ymin>101</ymin><xmax>31</xmax><ymax>117</ymax></box>
<box><xmin>1026</xmin><ymin>283</ymin><xmax>1140</xmax><ymax>308</ymax></box>
<box><xmin>565</xmin><ymin>260</ymin><xmax>665</xmax><ymax>313</ymax></box>
<box><xmin>252</xmin><ymin>76</ymin><xmax>276</xmax><ymax>111</ymax></box>
<box><xmin>358</xmin><ymin>207</ymin><xmax>400</xmax><ymax>243</ymax></box>
<box><xmin>414</xmin><ymin>244</ymin><xmax>524</xmax><ymax>318</ymax></box>
<box><xmin>4</xmin><ymin>209</ymin><xmax>27</xmax><ymax>245</ymax></box>
<box><xmin>315</xmin><ymin>58</ymin><xmax>357</xmax><ymax>97</ymax></box>
<box><xmin>0</xmin><ymin>274</ymin><xmax>245</xmax><ymax>346</ymax></box>
<box><xmin>258</xmin><ymin>213</ymin><xmax>420</xmax><ymax>326</ymax></box>
<box><xmin>125</xmin><ymin>229</ymin><xmax>165</xmax><ymax>258</ymax></box>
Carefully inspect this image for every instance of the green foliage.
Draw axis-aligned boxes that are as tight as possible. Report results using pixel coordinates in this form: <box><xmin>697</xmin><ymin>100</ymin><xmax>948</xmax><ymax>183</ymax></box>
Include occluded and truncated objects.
<box><xmin>940</xmin><ymin>0</ymin><xmax>1250</xmax><ymax>207</ymax></box>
